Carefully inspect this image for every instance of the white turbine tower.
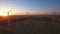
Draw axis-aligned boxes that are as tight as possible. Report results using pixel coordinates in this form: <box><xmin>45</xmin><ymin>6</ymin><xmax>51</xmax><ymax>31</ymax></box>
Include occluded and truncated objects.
<box><xmin>7</xmin><ymin>9</ymin><xmax>12</xmax><ymax>26</ymax></box>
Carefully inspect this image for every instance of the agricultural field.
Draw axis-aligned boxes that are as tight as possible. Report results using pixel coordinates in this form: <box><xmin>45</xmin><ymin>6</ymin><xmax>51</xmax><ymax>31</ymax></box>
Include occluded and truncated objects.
<box><xmin>0</xmin><ymin>15</ymin><xmax>60</xmax><ymax>34</ymax></box>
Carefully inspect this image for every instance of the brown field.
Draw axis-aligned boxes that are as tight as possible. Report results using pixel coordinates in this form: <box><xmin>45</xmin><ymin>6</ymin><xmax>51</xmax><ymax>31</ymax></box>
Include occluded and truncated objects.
<box><xmin>0</xmin><ymin>15</ymin><xmax>60</xmax><ymax>34</ymax></box>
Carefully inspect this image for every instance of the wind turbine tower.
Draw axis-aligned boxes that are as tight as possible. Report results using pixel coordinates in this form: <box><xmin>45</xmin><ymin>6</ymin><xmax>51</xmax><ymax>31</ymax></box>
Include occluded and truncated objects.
<box><xmin>8</xmin><ymin>9</ymin><xmax>12</xmax><ymax>26</ymax></box>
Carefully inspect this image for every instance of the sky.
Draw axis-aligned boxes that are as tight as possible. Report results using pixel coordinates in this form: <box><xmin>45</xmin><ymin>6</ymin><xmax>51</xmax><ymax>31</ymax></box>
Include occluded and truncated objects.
<box><xmin>0</xmin><ymin>0</ymin><xmax>60</xmax><ymax>15</ymax></box>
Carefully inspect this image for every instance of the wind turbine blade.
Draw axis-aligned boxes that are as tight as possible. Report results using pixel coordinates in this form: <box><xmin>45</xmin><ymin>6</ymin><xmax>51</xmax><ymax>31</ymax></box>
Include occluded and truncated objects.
<box><xmin>8</xmin><ymin>9</ymin><xmax>12</xmax><ymax>14</ymax></box>
<box><xmin>9</xmin><ymin>9</ymin><xmax>12</xmax><ymax>12</ymax></box>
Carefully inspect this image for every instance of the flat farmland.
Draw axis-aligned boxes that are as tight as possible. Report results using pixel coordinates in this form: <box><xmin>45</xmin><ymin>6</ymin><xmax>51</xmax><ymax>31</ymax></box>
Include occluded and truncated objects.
<box><xmin>0</xmin><ymin>15</ymin><xmax>60</xmax><ymax>34</ymax></box>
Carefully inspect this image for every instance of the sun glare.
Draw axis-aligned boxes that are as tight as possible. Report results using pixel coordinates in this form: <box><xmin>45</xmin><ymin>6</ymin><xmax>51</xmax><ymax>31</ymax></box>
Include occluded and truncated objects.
<box><xmin>0</xmin><ymin>8</ymin><xmax>13</xmax><ymax>16</ymax></box>
<box><xmin>0</xmin><ymin>11</ymin><xmax>8</xmax><ymax>16</ymax></box>
<box><xmin>0</xmin><ymin>8</ymin><xmax>9</xmax><ymax>16</ymax></box>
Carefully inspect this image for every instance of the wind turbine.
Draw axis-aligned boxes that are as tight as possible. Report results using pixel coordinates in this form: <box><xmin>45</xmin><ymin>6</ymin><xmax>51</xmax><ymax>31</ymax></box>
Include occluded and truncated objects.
<box><xmin>7</xmin><ymin>9</ymin><xmax>12</xmax><ymax>26</ymax></box>
<box><xmin>53</xmin><ymin>10</ymin><xmax>56</xmax><ymax>24</ymax></box>
<box><xmin>26</xmin><ymin>12</ymin><xmax>28</xmax><ymax>20</ymax></box>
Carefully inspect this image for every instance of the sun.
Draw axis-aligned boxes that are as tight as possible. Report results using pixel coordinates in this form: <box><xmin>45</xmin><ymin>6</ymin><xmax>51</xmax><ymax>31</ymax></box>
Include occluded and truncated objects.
<box><xmin>0</xmin><ymin>8</ymin><xmax>11</xmax><ymax>16</ymax></box>
<box><xmin>0</xmin><ymin>8</ymin><xmax>13</xmax><ymax>16</ymax></box>
<box><xmin>0</xmin><ymin>11</ymin><xmax>8</xmax><ymax>16</ymax></box>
